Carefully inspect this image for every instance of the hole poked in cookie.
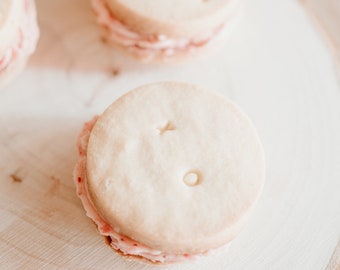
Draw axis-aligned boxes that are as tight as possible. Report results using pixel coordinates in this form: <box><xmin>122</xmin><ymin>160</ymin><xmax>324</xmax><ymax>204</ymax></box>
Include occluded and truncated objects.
<box><xmin>183</xmin><ymin>171</ymin><xmax>200</xmax><ymax>186</ymax></box>
<box><xmin>158</xmin><ymin>121</ymin><xmax>176</xmax><ymax>135</ymax></box>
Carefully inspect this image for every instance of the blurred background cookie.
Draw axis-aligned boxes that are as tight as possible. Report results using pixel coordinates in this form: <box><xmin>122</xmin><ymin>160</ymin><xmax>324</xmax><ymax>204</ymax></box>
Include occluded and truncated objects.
<box><xmin>0</xmin><ymin>0</ymin><xmax>39</xmax><ymax>87</ymax></box>
<box><xmin>91</xmin><ymin>0</ymin><xmax>241</xmax><ymax>62</ymax></box>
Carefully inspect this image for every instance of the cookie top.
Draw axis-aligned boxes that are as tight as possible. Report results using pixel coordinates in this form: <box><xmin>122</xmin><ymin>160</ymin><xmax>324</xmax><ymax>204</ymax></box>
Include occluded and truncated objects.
<box><xmin>86</xmin><ymin>82</ymin><xmax>265</xmax><ymax>254</ymax></box>
<box><xmin>113</xmin><ymin>0</ymin><xmax>231</xmax><ymax>20</ymax></box>
<box><xmin>104</xmin><ymin>0</ymin><xmax>240</xmax><ymax>38</ymax></box>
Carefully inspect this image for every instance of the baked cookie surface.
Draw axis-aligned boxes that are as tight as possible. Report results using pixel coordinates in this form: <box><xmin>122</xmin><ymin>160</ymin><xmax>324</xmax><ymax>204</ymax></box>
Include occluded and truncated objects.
<box><xmin>85</xmin><ymin>82</ymin><xmax>265</xmax><ymax>255</ymax></box>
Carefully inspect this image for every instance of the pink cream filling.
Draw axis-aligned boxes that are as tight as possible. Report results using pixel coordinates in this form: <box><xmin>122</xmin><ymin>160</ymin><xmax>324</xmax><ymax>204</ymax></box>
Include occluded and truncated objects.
<box><xmin>74</xmin><ymin>117</ymin><xmax>200</xmax><ymax>263</ymax></box>
<box><xmin>0</xmin><ymin>0</ymin><xmax>39</xmax><ymax>73</ymax></box>
<box><xmin>92</xmin><ymin>0</ymin><xmax>227</xmax><ymax>57</ymax></box>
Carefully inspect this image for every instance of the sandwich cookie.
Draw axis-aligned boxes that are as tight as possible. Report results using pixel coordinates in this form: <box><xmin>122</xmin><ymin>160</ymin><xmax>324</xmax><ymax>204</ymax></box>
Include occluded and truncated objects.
<box><xmin>74</xmin><ymin>82</ymin><xmax>265</xmax><ymax>264</ymax></box>
<box><xmin>92</xmin><ymin>0</ymin><xmax>241</xmax><ymax>61</ymax></box>
<box><xmin>0</xmin><ymin>0</ymin><xmax>39</xmax><ymax>86</ymax></box>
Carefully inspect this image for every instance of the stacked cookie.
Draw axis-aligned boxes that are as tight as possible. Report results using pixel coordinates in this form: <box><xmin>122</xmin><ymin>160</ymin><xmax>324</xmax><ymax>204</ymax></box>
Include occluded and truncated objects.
<box><xmin>92</xmin><ymin>0</ymin><xmax>241</xmax><ymax>61</ymax></box>
<box><xmin>74</xmin><ymin>82</ymin><xmax>265</xmax><ymax>264</ymax></box>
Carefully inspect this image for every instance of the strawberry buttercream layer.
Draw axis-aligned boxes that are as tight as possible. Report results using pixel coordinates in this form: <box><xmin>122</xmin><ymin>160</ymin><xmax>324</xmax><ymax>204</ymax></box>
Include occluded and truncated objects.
<box><xmin>92</xmin><ymin>0</ymin><xmax>236</xmax><ymax>59</ymax></box>
<box><xmin>74</xmin><ymin>117</ymin><xmax>208</xmax><ymax>263</ymax></box>
<box><xmin>0</xmin><ymin>0</ymin><xmax>39</xmax><ymax>74</ymax></box>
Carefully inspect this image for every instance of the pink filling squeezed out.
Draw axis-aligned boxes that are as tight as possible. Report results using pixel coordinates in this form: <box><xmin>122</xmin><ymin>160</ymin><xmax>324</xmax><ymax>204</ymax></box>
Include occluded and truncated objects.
<box><xmin>74</xmin><ymin>117</ymin><xmax>199</xmax><ymax>263</ymax></box>
<box><xmin>0</xmin><ymin>0</ymin><xmax>39</xmax><ymax>73</ymax></box>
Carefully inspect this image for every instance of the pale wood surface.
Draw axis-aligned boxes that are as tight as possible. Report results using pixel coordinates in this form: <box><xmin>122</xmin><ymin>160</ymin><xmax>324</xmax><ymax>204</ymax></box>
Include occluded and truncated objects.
<box><xmin>301</xmin><ymin>0</ymin><xmax>340</xmax><ymax>69</ymax></box>
<box><xmin>1</xmin><ymin>0</ymin><xmax>340</xmax><ymax>269</ymax></box>
<box><xmin>301</xmin><ymin>1</ymin><xmax>340</xmax><ymax>268</ymax></box>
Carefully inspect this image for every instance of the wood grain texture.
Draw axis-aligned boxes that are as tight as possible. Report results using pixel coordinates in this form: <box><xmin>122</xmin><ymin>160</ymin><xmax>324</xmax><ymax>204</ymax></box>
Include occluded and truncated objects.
<box><xmin>0</xmin><ymin>0</ymin><xmax>340</xmax><ymax>269</ymax></box>
<box><xmin>326</xmin><ymin>240</ymin><xmax>340</xmax><ymax>270</ymax></box>
<box><xmin>300</xmin><ymin>2</ymin><xmax>340</xmax><ymax>268</ymax></box>
<box><xmin>301</xmin><ymin>0</ymin><xmax>340</xmax><ymax>73</ymax></box>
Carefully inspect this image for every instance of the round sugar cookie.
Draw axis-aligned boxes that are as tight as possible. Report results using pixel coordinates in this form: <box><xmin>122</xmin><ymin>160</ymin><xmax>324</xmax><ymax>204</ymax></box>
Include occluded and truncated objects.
<box><xmin>0</xmin><ymin>0</ymin><xmax>39</xmax><ymax>87</ymax></box>
<box><xmin>85</xmin><ymin>82</ymin><xmax>265</xmax><ymax>255</ymax></box>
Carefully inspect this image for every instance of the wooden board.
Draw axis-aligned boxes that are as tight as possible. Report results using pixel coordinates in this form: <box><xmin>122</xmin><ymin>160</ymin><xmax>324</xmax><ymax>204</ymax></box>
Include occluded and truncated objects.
<box><xmin>1</xmin><ymin>0</ymin><xmax>340</xmax><ymax>269</ymax></box>
<box><xmin>301</xmin><ymin>0</ymin><xmax>340</xmax><ymax>70</ymax></box>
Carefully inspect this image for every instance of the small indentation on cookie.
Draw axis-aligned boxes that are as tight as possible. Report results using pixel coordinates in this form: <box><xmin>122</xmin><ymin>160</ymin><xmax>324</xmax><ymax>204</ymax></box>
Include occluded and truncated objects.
<box><xmin>183</xmin><ymin>171</ymin><xmax>200</xmax><ymax>186</ymax></box>
<box><xmin>158</xmin><ymin>121</ymin><xmax>176</xmax><ymax>135</ymax></box>
<box><xmin>104</xmin><ymin>179</ymin><xmax>113</xmax><ymax>189</ymax></box>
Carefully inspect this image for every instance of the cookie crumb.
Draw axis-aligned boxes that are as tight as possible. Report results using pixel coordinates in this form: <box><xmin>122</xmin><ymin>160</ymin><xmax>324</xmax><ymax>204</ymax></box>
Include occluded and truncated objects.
<box><xmin>10</xmin><ymin>174</ymin><xmax>22</xmax><ymax>183</ymax></box>
<box><xmin>101</xmin><ymin>36</ymin><xmax>108</xmax><ymax>44</ymax></box>
<box><xmin>49</xmin><ymin>176</ymin><xmax>61</xmax><ymax>195</ymax></box>
<box><xmin>110</xmin><ymin>68</ymin><xmax>120</xmax><ymax>77</ymax></box>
